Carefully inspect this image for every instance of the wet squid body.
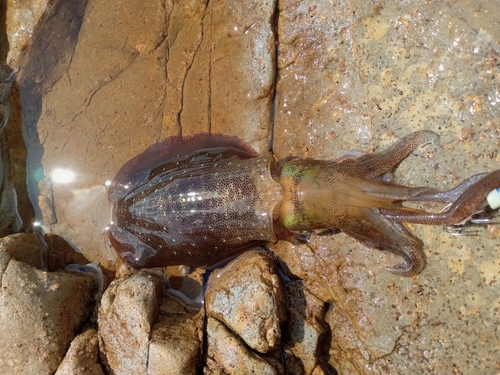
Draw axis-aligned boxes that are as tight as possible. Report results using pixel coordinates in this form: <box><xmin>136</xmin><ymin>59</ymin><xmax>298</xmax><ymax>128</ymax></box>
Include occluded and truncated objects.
<box><xmin>108</xmin><ymin>131</ymin><xmax>500</xmax><ymax>276</ymax></box>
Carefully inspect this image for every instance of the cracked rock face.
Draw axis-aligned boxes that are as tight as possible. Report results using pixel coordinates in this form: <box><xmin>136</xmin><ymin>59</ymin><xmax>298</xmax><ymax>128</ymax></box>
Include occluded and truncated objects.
<box><xmin>205</xmin><ymin>250</ymin><xmax>286</xmax><ymax>354</ymax></box>
<box><xmin>2</xmin><ymin>0</ymin><xmax>500</xmax><ymax>374</ymax></box>
<box><xmin>97</xmin><ymin>271</ymin><xmax>205</xmax><ymax>374</ymax></box>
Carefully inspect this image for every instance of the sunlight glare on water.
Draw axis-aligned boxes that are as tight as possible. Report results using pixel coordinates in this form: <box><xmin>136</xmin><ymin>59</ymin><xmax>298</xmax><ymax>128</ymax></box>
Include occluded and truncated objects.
<box><xmin>50</xmin><ymin>168</ymin><xmax>76</xmax><ymax>184</ymax></box>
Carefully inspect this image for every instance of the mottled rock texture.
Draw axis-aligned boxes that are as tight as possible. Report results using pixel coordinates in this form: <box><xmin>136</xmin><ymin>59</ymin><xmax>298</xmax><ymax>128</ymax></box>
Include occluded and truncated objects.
<box><xmin>205</xmin><ymin>250</ymin><xmax>286</xmax><ymax>353</ymax></box>
<box><xmin>0</xmin><ymin>233</ymin><xmax>98</xmax><ymax>375</ymax></box>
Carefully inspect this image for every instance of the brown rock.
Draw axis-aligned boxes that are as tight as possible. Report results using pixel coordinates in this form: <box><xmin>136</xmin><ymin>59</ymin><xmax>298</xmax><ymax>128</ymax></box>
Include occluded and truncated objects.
<box><xmin>0</xmin><ymin>234</ymin><xmax>98</xmax><ymax>375</ymax></box>
<box><xmin>205</xmin><ymin>250</ymin><xmax>286</xmax><ymax>353</ymax></box>
<box><xmin>205</xmin><ymin>317</ymin><xmax>280</xmax><ymax>375</ymax></box>
<box><xmin>44</xmin><ymin>233</ymin><xmax>99</xmax><ymax>273</ymax></box>
<box><xmin>0</xmin><ymin>218</ymin><xmax>13</xmax><ymax>237</ymax></box>
<box><xmin>0</xmin><ymin>232</ymin><xmax>94</xmax><ymax>272</ymax></box>
<box><xmin>283</xmin><ymin>282</ymin><xmax>332</xmax><ymax>375</ymax></box>
<box><xmin>0</xmin><ymin>233</ymin><xmax>43</xmax><ymax>271</ymax></box>
<box><xmin>55</xmin><ymin>328</ymin><xmax>105</xmax><ymax>375</ymax></box>
<box><xmin>98</xmin><ymin>272</ymin><xmax>163</xmax><ymax>375</ymax></box>
<box><xmin>275</xmin><ymin>0</ymin><xmax>374</xmax><ymax>160</ymax></box>
<box><xmin>147</xmin><ymin>295</ymin><xmax>204</xmax><ymax>375</ymax></box>
<box><xmin>5</xmin><ymin>0</ymin><xmax>55</xmax><ymax>67</ymax></box>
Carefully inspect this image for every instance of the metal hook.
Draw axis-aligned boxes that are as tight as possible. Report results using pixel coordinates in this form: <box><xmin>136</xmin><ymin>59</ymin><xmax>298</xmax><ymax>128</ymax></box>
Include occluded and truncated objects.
<box><xmin>443</xmin><ymin>224</ymin><xmax>480</xmax><ymax>236</ymax></box>
<box><xmin>442</xmin><ymin>189</ymin><xmax>500</xmax><ymax>236</ymax></box>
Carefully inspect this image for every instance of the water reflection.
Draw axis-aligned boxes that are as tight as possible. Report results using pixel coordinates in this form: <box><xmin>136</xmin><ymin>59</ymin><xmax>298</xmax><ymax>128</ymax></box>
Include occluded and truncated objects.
<box><xmin>50</xmin><ymin>168</ymin><xmax>76</xmax><ymax>184</ymax></box>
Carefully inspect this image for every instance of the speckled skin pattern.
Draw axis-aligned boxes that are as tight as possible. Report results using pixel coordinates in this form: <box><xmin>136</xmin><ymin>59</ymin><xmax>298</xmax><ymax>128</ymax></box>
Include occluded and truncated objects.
<box><xmin>108</xmin><ymin>131</ymin><xmax>500</xmax><ymax>276</ymax></box>
<box><xmin>109</xmin><ymin>146</ymin><xmax>282</xmax><ymax>269</ymax></box>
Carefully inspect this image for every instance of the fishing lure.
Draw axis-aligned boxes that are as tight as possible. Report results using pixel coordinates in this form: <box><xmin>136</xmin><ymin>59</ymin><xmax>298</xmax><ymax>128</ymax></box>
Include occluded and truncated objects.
<box><xmin>443</xmin><ymin>187</ymin><xmax>500</xmax><ymax>236</ymax></box>
<box><xmin>108</xmin><ymin>131</ymin><xmax>500</xmax><ymax>276</ymax></box>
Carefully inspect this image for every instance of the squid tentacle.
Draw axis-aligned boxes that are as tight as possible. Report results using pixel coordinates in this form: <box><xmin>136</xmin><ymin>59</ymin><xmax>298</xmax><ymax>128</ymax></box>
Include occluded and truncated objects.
<box><xmin>410</xmin><ymin>173</ymin><xmax>488</xmax><ymax>203</ymax></box>
<box><xmin>339</xmin><ymin>208</ymin><xmax>425</xmax><ymax>276</ymax></box>
<box><xmin>381</xmin><ymin>170</ymin><xmax>500</xmax><ymax>225</ymax></box>
<box><xmin>361</xmin><ymin>179</ymin><xmax>439</xmax><ymax>201</ymax></box>
<box><xmin>342</xmin><ymin>131</ymin><xmax>439</xmax><ymax>179</ymax></box>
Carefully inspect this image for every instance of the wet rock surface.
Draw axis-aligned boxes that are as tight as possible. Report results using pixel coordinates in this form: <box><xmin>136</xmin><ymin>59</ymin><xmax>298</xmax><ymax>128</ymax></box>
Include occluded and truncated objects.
<box><xmin>0</xmin><ymin>233</ymin><xmax>99</xmax><ymax>375</ymax></box>
<box><xmin>284</xmin><ymin>282</ymin><xmax>331</xmax><ymax>374</ymax></box>
<box><xmin>0</xmin><ymin>63</ymin><xmax>13</xmax><ymax>132</ymax></box>
<box><xmin>0</xmin><ymin>63</ymin><xmax>22</xmax><ymax>234</ymax></box>
<box><xmin>1</xmin><ymin>0</ymin><xmax>500</xmax><ymax>374</ymax></box>
<box><xmin>5</xmin><ymin>0</ymin><xmax>59</xmax><ymax>67</ymax></box>
<box><xmin>271</xmin><ymin>1</ymin><xmax>500</xmax><ymax>373</ymax></box>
